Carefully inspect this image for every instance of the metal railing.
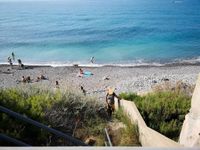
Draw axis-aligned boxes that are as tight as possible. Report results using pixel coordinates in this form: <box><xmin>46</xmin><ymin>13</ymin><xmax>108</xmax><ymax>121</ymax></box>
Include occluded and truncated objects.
<box><xmin>104</xmin><ymin>128</ymin><xmax>112</xmax><ymax>146</ymax></box>
<box><xmin>0</xmin><ymin>134</ymin><xmax>30</xmax><ymax>146</ymax></box>
<box><xmin>0</xmin><ymin>105</ymin><xmax>88</xmax><ymax>146</ymax></box>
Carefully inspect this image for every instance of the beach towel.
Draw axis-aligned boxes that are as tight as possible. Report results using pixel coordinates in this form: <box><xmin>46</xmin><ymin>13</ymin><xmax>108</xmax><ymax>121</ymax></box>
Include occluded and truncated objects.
<box><xmin>83</xmin><ymin>71</ymin><xmax>93</xmax><ymax>77</ymax></box>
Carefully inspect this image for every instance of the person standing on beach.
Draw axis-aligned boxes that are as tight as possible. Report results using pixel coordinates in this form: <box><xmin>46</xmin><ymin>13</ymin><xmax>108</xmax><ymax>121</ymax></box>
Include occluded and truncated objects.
<box><xmin>7</xmin><ymin>56</ymin><xmax>13</xmax><ymax>68</ymax></box>
<box><xmin>17</xmin><ymin>59</ymin><xmax>22</xmax><ymax>66</ymax></box>
<box><xmin>11</xmin><ymin>52</ymin><xmax>15</xmax><ymax>61</ymax></box>
<box><xmin>90</xmin><ymin>56</ymin><xmax>95</xmax><ymax>64</ymax></box>
<box><xmin>80</xmin><ymin>86</ymin><xmax>86</xmax><ymax>96</ymax></box>
<box><xmin>17</xmin><ymin>59</ymin><xmax>24</xmax><ymax>69</ymax></box>
<box><xmin>55</xmin><ymin>81</ymin><xmax>59</xmax><ymax>88</ymax></box>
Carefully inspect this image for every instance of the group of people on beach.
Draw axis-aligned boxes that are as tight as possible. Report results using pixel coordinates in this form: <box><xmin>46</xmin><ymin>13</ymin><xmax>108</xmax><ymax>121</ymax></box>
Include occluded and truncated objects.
<box><xmin>78</xmin><ymin>68</ymin><xmax>120</xmax><ymax>118</ymax></box>
<box><xmin>7</xmin><ymin>53</ymin><xmax>118</xmax><ymax>118</ymax></box>
<box><xmin>18</xmin><ymin>74</ymin><xmax>48</xmax><ymax>84</ymax></box>
<box><xmin>7</xmin><ymin>52</ymin><xmax>60</xmax><ymax>89</ymax></box>
<box><xmin>77</xmin><ymin>56</ymin><xmax>120</xmax><ymax>118</ymax></box>
<box><xmin>18</xmin><ymin>74</ymin><xmax>61</xmax><ymax>90</ymax></box>
<box><xmin>7</xmin><ymin>52</ymin><xmax>24</xmax><ymax>69</ymax></box>
<box><xmin>21</xmin><ymin>76</ymin><xmax>31</xmax><ymax>83</ymax></box>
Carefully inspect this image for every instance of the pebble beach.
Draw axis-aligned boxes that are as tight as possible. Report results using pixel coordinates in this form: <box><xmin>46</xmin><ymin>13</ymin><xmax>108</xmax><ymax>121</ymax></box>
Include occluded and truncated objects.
<box><xmin>0</xmin><ymin>64</ymin><xmax>199</xmax><ymax>99</ymax></box>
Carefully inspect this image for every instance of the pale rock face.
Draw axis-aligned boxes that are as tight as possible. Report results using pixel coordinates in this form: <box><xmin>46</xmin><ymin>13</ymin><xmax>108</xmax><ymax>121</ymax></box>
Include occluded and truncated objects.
<box><xmin>179</xmin><ymin>74</ymin><xmax>200</xmax><ymax>147</ymax></box>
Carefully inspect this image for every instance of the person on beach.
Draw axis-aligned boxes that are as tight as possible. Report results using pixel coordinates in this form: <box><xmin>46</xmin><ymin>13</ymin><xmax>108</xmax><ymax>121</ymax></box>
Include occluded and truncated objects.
<box><xmin>78</xmin><ymin>68</ymin><xmax>84</xmax><ymax>77</ymax></box>
<box><xmin>106</xmin><ymin>87</ymin><xmax>120</xmax><ymax>118</ymax></box>
<box><xmin>77</xmin><ymin>68</ymin><xmax>93</xmax><ymax>77</ymax></box>
<box><xmin>26</xmin><ymin>76</ymin><xmax>31</xmax><ymax>83</ymax></box>
<box><xmin>21</xmin><ymin>76</ymin><xmax>26</xmax><ymax>83</ymax></box>
<box><xmin>90</xmin><ymin>56</ymin><xmax>95</xmax><ymax>64</ymax></box>
<box><xmin>39</xmin><ymin>74</ymin><xmax>47</xmax><ymax>80</ymax></box>
<box><xmin>35</xmin><ymin>74</ymin><xmax>48</xmax><ymax>82</ymax></box>
<box><xmin>11</xmin><ymin>52</ymin><xmax>15</xmax><ymax>61</ymax></box>
<box><xmin>55</xmin><ymin>81</ymin><xmax>59</xmax><ymax>88</ymax></box>
<box><xmin>17</xmin><ymin>59</ymin><xmax>21</xmax><ymax>65</ymax></box>
<box><xmin>80</xmin><ymin>86</ymin><xmax>86</xmax><ymax>96</ymax></box>
<box><xmin>80</xmin><ymin>68</ymin><xmax>84</xmax><ymax>74</ymax></box>
<box><xmin>20</xmin><ymin>76</ymin><xmax>31</xmax><ymax>83</ymax></box>
<box><xmin>17</xmin><ymin>59</ymin><xmax>24</xmax><ymax>69</ymax></box>
<box><xmin>35</xmin><ymin>77</ymin><xmax>41</xmax><ymax>82</ymax></box>
<box><xmin>7</xmin><ymin>57</ymin><xmax>13</xmax><ymax>68</ymax></box>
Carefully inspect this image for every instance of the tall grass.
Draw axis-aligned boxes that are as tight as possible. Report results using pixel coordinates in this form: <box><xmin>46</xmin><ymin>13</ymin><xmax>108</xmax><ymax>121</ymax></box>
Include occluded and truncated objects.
<box><xmin>113</xmin><ymin>108</ymin><xmax>141</xmax><ymax>146</ymax></box>
<box><xmin>0</xmin><ymin>87</ymin><xmax>107</xmax><ymax>146</ymax></box>
<box><xmin>119</xmin><ymin>81</ymin><xmax>192</xmax><ymax>141</ymax></box>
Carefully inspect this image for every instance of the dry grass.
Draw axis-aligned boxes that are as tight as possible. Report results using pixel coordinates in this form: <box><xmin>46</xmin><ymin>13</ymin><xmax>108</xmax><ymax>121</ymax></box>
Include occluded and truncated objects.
<box><xmin>112</xmin><ymin>108</ymin><xmax>141</xmax><ymax>146</ymax></box>
<box><xmin>152</xmin><ymin>80</ymin><xmax>195</xmax><ymax>97</ymax></box>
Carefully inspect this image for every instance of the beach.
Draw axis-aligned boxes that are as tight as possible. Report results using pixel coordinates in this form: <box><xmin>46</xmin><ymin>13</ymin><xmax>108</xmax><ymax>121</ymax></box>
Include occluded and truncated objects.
<box><xmin>0</xmin><ymin>0</ymin><xmax>199</xmax><ymax>97</ymax></box>
<box><xmin>0</xmin><ymin>64</ymin><xmax>199</xmax><ymax>99</ymax></box>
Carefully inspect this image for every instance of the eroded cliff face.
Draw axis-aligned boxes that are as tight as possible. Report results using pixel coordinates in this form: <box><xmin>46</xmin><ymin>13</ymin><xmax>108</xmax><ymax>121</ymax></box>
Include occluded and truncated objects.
<box><xmin>179</xmin><ymin>74</ymin><xmax>200</xmax><ymax>147</ymax></box>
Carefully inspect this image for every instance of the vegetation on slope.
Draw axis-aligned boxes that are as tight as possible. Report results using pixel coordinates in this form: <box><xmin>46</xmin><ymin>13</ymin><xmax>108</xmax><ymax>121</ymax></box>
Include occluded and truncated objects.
<box><xmin>0</xmin><ymin>88</ymin><xmax>108</xmax><ymax>146</ymax></box>
<box><xmin>113</xmin><ymin>108</ymin><xmax>141</xmax><ymax>146</ymax></box>
<box><xmin>119</xmin><ymin>81</ymin><xmax>192</xmax><ymax>141</ymax></box>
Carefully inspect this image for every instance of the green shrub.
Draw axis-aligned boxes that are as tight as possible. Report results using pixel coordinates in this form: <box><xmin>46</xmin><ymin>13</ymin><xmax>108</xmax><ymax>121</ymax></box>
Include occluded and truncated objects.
<box><xmin>120</xmin><ymin>90</ymin><xmax>191</xmax><ymax>141</ymax></box>
<box><xmin>119</xmin><ymin>92</ymin><xmax>139</xmax><ymax>102</ymax></box>
<box><xmin>113</xmin><ymin>108</ymin><xmax>141</xmax><ymax>146</ymax></box>
<box><xmin>0</xmin><ymin>88</ymin><xmax>107</xmax><ymax>146</ymax></box>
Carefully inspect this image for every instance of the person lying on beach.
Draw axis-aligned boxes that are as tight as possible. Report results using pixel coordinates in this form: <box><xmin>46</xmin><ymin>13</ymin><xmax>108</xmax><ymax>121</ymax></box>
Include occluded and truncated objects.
<box><xmin>17</xmin><ymin>76</ymin><xmax>32</xmax><ymax>83</ymax></box>
<box><xmin>77</xmin><ymin>68</ymin><xmax>93</xmax><ymax>77</ymax></box>
<box><xmin>80</xmin><ymin>68</ymin><xmax>84</xmax><ymax>74</ymax></box>
<box><xmin>40</xmin><ymin>74</ymin><xmax>47</xmax><ymax>80</ymax></box>
<box><xmin>35</xmin><ymin>74</ymin><xmax>48</xmax><ymax>82</ymax></box>
<box><xmin>21</xmin><ymin>76</ymin><xmax>26</xmax><ymax>83</ymax></box>
<box><xmin>77</xmin><ymin>68</ymin><xmax>84</xmax><ymax>77</ymax></box>
<box><xmin>35</xmin><ymin>77</ymin><xmax>41</xmax><ymax>82</ymax></box>
<box><xmin>25</xmin><ymin>76</ymin><xmax>31</xmax><ymax>83</ymax></box>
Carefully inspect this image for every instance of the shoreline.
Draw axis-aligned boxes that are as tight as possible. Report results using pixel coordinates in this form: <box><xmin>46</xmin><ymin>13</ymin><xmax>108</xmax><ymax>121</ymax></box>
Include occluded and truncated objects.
<box><xmin>1</xmin><ymin>64</ymin><xmax>200</xmax><ymax>100</ymax></box>
<box><xmin>1</xmin><ymin>60</ymin><xmax>200</xmax><ymax>68</ymax></box>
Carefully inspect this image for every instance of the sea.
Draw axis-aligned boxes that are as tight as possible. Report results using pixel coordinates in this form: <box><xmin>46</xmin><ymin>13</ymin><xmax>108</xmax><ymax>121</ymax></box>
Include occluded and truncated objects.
<box><xmin>0</xmin><ymin>0</ymin><xmax>200</xmax><ymax>67</ymax></box>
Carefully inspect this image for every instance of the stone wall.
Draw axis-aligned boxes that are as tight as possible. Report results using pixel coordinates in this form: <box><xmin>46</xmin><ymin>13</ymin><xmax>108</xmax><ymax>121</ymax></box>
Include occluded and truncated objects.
<box><xmin>179</xmin><ymin>74</ymin><xmax>200</xmax><ymax>147</ymax></box>
<box><xmin>118</xmin><ymin>100</ymin><xmax>181</xmax><ymax>147</ymax></box>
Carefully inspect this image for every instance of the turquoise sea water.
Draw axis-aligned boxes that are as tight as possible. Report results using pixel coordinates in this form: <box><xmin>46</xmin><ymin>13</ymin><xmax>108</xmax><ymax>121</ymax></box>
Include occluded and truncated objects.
<box><xmin>0</xmin><ymin>0</ymin><xmax>200</xmax><ymax>66</ymax></box>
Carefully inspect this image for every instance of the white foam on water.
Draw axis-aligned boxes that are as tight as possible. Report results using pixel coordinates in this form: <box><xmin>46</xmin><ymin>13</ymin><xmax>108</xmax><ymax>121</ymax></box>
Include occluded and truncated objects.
<box><xmin>1</xmin><ymin>57</ymin><xmax>200</xmax><ymax>68</ymax></box>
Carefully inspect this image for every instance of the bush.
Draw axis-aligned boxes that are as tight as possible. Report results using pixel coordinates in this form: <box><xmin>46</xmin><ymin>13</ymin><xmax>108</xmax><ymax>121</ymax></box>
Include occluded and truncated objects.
<box><xmin>119</xmin><ymin>92</ymin><xmax>140</xmax><ymax>102</ymax></box>
<box><xmin>119</xmin><ymin>82</ymin><xmax>191</xmax><ymax>141</ymax></box>
<box><xmin>0</xmin><ymin>88</ymin><xmax>107</xmax><ymax>146</ymax></box>
<box><xmin>113</xmin><ymin>108</ymin><xmax>141</xmax><ymax>146</ymax></box>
